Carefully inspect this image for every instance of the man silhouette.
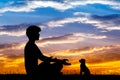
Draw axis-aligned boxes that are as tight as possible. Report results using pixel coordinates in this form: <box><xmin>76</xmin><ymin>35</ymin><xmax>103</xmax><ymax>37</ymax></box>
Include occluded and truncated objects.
<box><xmin>24</xmin><ymin>25</ymin><xmax>71</xmax><ymax>79</ymax></box>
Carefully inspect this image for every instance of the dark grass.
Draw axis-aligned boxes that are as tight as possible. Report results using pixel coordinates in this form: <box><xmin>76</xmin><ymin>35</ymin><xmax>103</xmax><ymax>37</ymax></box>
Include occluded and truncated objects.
<box><xmin>0</xmin><ymin>74</ymin><xmax>119</xmax><ymax>80</ymax></box>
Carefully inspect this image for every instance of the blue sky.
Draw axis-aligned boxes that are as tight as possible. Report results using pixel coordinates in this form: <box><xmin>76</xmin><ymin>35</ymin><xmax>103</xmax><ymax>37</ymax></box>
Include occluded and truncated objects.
<box><xmin>0</xmin><ymin>0</ymin><xmax>119</xmax><ymax>46</ymax></box>
<box><xmin>0</xmin><ymin>0</ymin><xmax>120</xmax><ymax>44</ymax></box>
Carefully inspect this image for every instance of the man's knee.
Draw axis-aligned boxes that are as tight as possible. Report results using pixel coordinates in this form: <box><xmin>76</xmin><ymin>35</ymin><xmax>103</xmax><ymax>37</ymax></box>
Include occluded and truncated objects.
<box><xmin>53</xmin><ymin>63</ymin><xmax>63</xmax><ymax>71</ymax></box>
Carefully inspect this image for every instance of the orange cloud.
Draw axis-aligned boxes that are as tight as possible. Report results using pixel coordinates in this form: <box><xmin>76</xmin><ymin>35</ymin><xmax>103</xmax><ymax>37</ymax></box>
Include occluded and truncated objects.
<box><xmin>0</xmin><ymin>54</ymin><xmax>25</xmax><ymax>74</ymax></box>
<box><xmin>0</xmin><ymin>39</ymin><xmax>120</xmax><ymax>74</ymax></box>
<box><xmin>62</xmin><ymin>60</ymin><xmax>120</xmax><ymax>75</ymax></box>
<box><xmin>52</xmin><ymin>45</ymin><xmax>117</xmax><ymax>56</ymax></box>
<box><xmin>50</xmin><ymin>45</ymin><xmax>120</xmax><ymax>66</ymax></box>
<box><xmin>3</xmin><ymin>58</ymin><xmax>24</xmax><ymax>68</ymax></box>
<box><xmin>0</xmin><ymin>53</ymin><xmax>24</xmax><ymax>67</ymax></box>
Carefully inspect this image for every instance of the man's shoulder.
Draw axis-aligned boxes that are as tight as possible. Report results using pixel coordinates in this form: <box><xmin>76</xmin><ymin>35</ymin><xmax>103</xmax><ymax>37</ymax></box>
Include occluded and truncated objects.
<box><xmin>25</xmin><ymin>42</ymin><xmax>39</xmax><ymax>50</ymax></box>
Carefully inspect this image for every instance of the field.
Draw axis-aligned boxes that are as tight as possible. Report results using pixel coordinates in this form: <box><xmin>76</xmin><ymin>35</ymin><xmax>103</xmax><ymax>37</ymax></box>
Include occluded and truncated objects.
<box><xmin>0</xmin><ymin>74</ymin><xmax>119</xmax><ymax>80</ymax></box>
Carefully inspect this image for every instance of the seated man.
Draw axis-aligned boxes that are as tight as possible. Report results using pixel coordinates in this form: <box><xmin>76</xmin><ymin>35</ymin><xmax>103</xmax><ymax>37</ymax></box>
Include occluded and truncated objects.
<box><xmin>24</xmin><ymin>25</ymin><xmax>71</xmax><ymax>79</ymax></box>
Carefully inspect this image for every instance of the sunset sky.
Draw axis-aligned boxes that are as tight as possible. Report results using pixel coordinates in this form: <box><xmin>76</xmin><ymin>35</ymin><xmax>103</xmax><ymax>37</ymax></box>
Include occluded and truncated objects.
<box><xmin>0</xmin><ymin>0</ymin><xmax>120</xmax><ymax>75</ymax></box>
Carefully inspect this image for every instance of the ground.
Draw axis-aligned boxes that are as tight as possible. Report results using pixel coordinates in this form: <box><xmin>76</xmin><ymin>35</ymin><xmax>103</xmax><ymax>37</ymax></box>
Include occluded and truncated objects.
<box><xmin>0</xmin><ymin>74</ymin><xmax>119</xmax><ymax>80</ymax></box>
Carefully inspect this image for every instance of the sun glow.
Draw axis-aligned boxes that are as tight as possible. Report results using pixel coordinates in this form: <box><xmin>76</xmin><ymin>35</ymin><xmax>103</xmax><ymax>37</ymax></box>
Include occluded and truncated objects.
<box><xmin>0</xmin><ymin>44</ymin><xmax>120</xmax><ymax>74</ymax></box>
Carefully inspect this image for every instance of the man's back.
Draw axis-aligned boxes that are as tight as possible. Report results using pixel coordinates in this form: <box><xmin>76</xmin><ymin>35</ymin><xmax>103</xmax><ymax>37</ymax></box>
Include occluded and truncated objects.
<box><xmin>24</xmin><ymin>41</ymin><xmax>40</xmax><ymax>74</ymax></box>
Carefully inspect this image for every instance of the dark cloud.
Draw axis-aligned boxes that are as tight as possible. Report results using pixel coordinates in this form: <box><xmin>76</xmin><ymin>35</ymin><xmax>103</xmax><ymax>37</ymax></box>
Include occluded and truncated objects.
<box><xmin>91</xmin><ymin>14</ymin><xmax>120</xmax><ymax>25</ymax></box>
<box><xmin>0</xmin><ymin>24</ymin><xmax>29</xmax><ymax>32</ymax></box>
<box><xmin>85</xmin><ymin>47</ymin><xmax>120</xmax><ymax>63</ymax></box>
<box><xmin>25</xmin><ymin>0</ymin><xmax>65</xmax><ymax>3</ymax></box>
<box><xmin>0</xmin><ymin>42</ymin><xmax>24</xmax><ymax>59</ymax></box>
<box><xmin>39</xmin><ymin>34</ymin><xmax>73</xmax><ymax>43</ymax></box>
<box><xmin>0</xmin><ymin>43</ymin><xmax>12</xmax><ymax>49</ymax></box>
<box><xmin>0</xmin><ymin>33</ymin><xmax>73</xmax><ymax>51</ymax></box>
<box><xmin>52</xmin><ymin>0</ymin><xmax>65</xmax><ymax>3</ymax></box>
<box><xmin>91</xmin><ymin>14</ymin><xmax>120</xmax><ymax>20</ymax></box>
<box><xmin>0</xmin><ymin>23</ymin><xmax>42</xmax><ymax>37</ymax></box>
<box><xmin>55</xmin><ymin>45</ymin><xmax>120</xmax><ymax>63</ymax></box>
<box><xmin>90</xmin><ymin>14</ymin><xmax>120</xmax><ymax>31</ymax></box>
<box><xmin>0</xmin><ymin>43</ymin><xmax>18</xmax><ymax>50</ymax></box>
<box><xmin>5</xmin><ymin>52</ymin><xmax>23</xmax><ymax>59</ymax></box>
<box><xmin>85</xmin><ymin>51</ymin><xmax>120</xmax><ymax>63</ymax></box>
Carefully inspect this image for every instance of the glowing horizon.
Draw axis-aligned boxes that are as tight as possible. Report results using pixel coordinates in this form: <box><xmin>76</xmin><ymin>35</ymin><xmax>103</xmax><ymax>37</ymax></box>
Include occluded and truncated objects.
<box><xmin>0</xmin><ymin>44</ymin><xmax>120</xmax><ymax>74</ymax></box>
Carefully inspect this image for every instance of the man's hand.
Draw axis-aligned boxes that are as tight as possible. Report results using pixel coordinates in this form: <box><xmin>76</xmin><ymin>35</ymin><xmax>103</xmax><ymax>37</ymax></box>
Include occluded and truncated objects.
<box><xmin>62</xmin><ymin>59</ymin><xmax>71</xmax><ymax>65</ymax></box>
<box><xmin>49</xmin><ymin>57</ymin><xmax>71</xmax><ymax>65</ymax></box>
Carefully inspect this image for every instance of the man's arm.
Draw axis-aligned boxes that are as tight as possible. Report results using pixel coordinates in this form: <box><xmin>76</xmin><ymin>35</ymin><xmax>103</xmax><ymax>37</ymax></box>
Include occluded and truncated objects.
<box><xmin>38</xmin><ymin>50</ymin><xmax>53</xmax><ymax>62</ymax></box>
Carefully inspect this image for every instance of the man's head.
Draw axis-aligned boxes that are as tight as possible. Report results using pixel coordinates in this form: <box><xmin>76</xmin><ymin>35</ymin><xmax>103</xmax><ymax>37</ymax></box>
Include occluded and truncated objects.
<box><xmin>26</xmin><ymin>25</ymin><xmax>41</xmax><ymax>40</ymax></box>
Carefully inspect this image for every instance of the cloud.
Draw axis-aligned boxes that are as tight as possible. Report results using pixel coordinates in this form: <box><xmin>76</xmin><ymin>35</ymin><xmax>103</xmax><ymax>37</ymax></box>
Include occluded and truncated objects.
<box><xmin>73</xmin><ymin>12</ymin><xmax>90</xmax><ymax>16</ymax></box>
<box><xmin>0</xmin><ymin>52</ymin><xmax>24</xmax><ymax>69</ymax></box>
<box><xmin>0</xmin><ymin>42</ymin><xmax>25</xmax><ymax>53</ymax></box>
<box><xmin>45</xmin><ymin>12</ymin><xmax>120</xmax><ymax>31</ymax></box>
<box><xmin>52</xmin><ymin>45</ymin><xmax>120</xmax><ymax>64</ymax></box>
<box><xmin>0</xmin><ymin>32</ymin><xmax>106</xmax><ymax>53</ymax></box>
<box><xmin>0</xmin><ymin>43</ymin><xmax>24</xmax><ymax>73</ymax></box>
<box><xmin>0</xmin><ymin>24</ymin><xmax>27</xmax><ymax>36</ymax></box>
<box><xmin>91</xmin><ymin>14</ymin><xmax>120</xmax><ymax>31</ymax></box>
<box><xmin>0</xmin><ymin>31</ymin><xmax>107</xmax><ymax>64</ymax></box>
<box><xmin>0</xmin><ymin>1</ymin><xmax>73</xmax><ymax>14</ymax></box>
<box><xmin>1</xmin><ymin>12</ymin><xmax>118</xmax><ymax>38</ymax></box>
<box><xmin>0</xmin><ymin>0</ymin><xmax>119</xmax><ymax>14</ymax></box>
<box><xmin>0</xmin><ymin>24</ymin><xmax>41</xmax><ymax>37</ymax></box>
<box><xmin>39</xmin><ymin>34</ymin><xmax>84</xmax><ymax>44</ymax></box>
<box><xmin>37</xmin><ymin>32</ymin><xmax>106</xmax><ymax>46</ymax></box>
<box><xmin>46</xmin><ymin>17</ymin><xmax>84</xmax><ymax>28</ymax></box>
<box><xmin>45</xmin><ymin>12</ymin><xmax>89</xmax><ymax>28</ymax></box>
<box><xmin>3</xmin><ymin>58</ymin><xmax>24</xmax><ymax>68</ymax></box>
<box><xmin>73</xmin><ymin>33</ymin><xmax>107</xmax><ymax>39</ymax></box>
<box><xmin>68</xmin><ymin>0</ymin><xmax>120</xmax><ymax>10</ymax></box>
<box><xmin>0</xmin><ymin>53</ymin><xmax>25</xmax><ymax>74</ymax></box>
<box><xmin>0</xmin><ymin>54</ymin><xmax>7</xmax><ymax>62</ymax></box>
<box><xmin>0</xmin><ymin>30</ymin><xmax>25</xmax><ymax>37</ymax></box>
